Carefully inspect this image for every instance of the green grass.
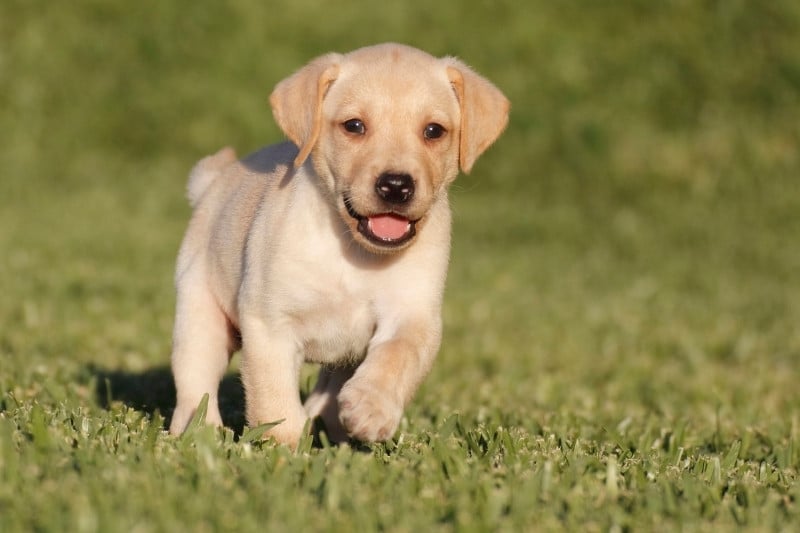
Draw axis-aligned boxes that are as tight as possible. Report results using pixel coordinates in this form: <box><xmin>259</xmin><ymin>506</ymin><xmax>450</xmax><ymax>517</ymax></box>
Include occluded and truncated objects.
<box><xmin>2</xmin><ymin>0</ymin><xmax>800</xmax><ymax>530</ymax></box>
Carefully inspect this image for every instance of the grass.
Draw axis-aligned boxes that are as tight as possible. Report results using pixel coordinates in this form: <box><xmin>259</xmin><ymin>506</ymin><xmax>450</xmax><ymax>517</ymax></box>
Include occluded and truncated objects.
<box><xmin>1</xmin><ymin>0</ymin><xmax>799</xmax><ymax>530</ymax></box>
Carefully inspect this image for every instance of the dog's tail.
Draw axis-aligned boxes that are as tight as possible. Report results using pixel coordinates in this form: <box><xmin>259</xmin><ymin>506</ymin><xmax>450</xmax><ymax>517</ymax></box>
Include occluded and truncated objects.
<box><xmin>186</xmin><ymin>146</ymin><xmax>238</xmax><ymax>208</ymax></box>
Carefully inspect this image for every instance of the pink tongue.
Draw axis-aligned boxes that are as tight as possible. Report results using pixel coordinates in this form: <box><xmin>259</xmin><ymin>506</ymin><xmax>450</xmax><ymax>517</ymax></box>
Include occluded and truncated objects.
<box><xmin>368</xmin><ymin>214</ymin><xmax>410</xmax><ymax>240</ymax></box>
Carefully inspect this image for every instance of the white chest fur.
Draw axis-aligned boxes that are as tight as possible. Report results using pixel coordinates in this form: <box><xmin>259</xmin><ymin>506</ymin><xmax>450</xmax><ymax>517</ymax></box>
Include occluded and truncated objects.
<box><xmin>243</xmin><ymin>172</ymin><xmax>397</xmax><ymax>365</ymax></box>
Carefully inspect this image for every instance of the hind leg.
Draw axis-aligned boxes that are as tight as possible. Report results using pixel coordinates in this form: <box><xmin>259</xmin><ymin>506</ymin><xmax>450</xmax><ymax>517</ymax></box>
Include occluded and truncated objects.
<box><xmin>169</xmin><ymin>277</ymin><xmax>234</xmax><ymax>435</ymax></box>
<box><xmin>304</xmin><ymin>365</ymin><xmax>355</xmax><ymax>443</ymax></box>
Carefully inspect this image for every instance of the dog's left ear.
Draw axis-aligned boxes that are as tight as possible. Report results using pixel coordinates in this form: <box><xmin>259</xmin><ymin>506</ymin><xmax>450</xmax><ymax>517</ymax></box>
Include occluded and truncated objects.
<box><xmin>445</xmin><ymin>60</ymin><xmax>510</xmax><ymax>174</ymax></box>
<box><xmin>270</xmin><ymin>53</ymin><xmax>342</xmax><ymax>168</ymax></box>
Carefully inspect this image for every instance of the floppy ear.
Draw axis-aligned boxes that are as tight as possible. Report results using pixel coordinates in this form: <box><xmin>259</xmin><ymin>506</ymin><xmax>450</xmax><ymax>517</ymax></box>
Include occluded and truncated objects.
<box><xmin>445</xmin><ymin>60</ymin><xmax>510</xmax><ymax>174</ymax></box>
<box><xmin>269</xmin><ymin>53</ymin><xmax>342</xmax><ymax>168</ymax></box>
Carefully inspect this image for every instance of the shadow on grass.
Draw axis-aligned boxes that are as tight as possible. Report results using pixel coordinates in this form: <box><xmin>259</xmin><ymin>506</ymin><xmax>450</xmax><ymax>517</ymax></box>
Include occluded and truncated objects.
<box><xmin>92</xmin><ymin>366</ymin><xmax>246</xmax><ymax>435</ymax></box>
<box><xmin>91</xmin><ymin>366</ymin><xmax>368</xmax><ymax>449</ymax></box>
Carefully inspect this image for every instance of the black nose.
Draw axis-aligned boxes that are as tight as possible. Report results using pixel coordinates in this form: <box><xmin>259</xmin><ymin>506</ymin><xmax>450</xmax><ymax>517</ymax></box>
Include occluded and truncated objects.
<box><xmin>375</xmin><ymin>173</ymin><xmax>415</xmax><ymax>204</ymax></box>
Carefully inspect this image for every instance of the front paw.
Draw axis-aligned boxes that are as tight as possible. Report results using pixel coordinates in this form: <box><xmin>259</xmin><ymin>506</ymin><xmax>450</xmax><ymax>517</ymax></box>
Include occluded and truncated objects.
<box><xmin>337</xmin><ymin>379</ymin><xmax>402</xmax><ymax>442</ymax></box>
<box><xmin>247</xmin><ymin>406</ymin><xmax>309</xmax><ymax>449</ymax></box>
<box><xmin>266</xmin><ymin>418</ymin><xmax>309</xmax><ymax>448</ymax></box>
<box><xmin>170</xmin><ymin>394</ymin><xmax>223</xmax><ymax>435</ymax></box>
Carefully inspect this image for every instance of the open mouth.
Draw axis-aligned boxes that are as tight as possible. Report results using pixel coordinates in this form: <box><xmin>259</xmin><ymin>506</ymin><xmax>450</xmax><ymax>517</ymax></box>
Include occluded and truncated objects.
<box><xmin>344</xmin><ymin>197</ymin><xmax>417</xmax><ymax>247</ymax></box>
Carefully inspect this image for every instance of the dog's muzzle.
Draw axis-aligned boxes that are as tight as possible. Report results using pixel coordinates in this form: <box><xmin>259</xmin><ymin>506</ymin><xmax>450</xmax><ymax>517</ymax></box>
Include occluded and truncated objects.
<box><xmin>344</xmin><ymin>197</ymin><xmax>417</xmax><ymax>248</ymax></box>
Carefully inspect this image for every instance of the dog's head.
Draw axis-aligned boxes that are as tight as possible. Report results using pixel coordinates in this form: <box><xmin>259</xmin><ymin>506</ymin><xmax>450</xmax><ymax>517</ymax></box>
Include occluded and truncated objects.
<box><xmin>270</xmin><ymin>43</ymin><xmax>509</xmax><ymax>254</ymax></box>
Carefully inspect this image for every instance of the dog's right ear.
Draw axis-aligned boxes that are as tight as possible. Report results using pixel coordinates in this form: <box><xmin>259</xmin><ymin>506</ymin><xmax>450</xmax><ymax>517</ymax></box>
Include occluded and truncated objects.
<box><xmin>270</xmin><ymin>53</ymin><xmax>342</xmax><ymax>168</ymax></box>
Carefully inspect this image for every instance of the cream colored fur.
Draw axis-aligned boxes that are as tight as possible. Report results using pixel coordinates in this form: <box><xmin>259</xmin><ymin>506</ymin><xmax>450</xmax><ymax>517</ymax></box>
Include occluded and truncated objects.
<box><xmin>169</xmin><ymin>43</ymin><xmax>509</xmax><ymax>446</ymax></box>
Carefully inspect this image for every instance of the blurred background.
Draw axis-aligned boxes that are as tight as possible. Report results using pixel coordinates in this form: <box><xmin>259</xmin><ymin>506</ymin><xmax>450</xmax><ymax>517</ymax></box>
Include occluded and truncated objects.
<box><xmin>1</xmin><ymin>1</ymin><xmax>799</xmax><ymax>431</ymax></box>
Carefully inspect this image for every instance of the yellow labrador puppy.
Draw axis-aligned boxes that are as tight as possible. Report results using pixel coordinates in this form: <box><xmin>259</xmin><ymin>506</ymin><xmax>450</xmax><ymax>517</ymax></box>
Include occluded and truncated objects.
<box><xmin>169</xmin><ymin>43</ymin><xmax>508</xmax><ymax>446</ymax></box>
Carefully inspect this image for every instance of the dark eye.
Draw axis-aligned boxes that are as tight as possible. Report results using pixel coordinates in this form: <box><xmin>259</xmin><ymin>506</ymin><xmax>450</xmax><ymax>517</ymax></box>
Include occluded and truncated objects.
<box><xmin>423</xmin><ymin>123</ymin><xmax>446</xmax><ymax>140</ymax></box>
<box><xmin>342</xmin><ymin>119</ymin><xmax>366</xmax><ymax>135</ymax></box>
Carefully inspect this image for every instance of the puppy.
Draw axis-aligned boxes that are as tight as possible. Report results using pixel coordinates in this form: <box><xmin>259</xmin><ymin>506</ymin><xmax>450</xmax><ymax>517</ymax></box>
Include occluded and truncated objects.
<box><xmin>169</xmin><ymin>43</ymin><xmax>509</xmax><ymax>446</ymax></box>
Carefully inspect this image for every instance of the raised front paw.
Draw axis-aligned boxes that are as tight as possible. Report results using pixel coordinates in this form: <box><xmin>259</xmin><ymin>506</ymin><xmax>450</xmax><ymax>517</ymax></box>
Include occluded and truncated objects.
<box><xmin>337</xmin><ymin>378</ymin><xmax>403</xmax><ymax>442</ymax></box>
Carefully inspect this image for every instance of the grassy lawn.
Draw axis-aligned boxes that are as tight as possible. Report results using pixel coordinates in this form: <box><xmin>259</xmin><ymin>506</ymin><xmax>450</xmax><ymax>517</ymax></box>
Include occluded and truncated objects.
<box><xmin>2</xmin><ymin>0</ymin><xmax>799</xmax><ymax>530</ymax></box>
